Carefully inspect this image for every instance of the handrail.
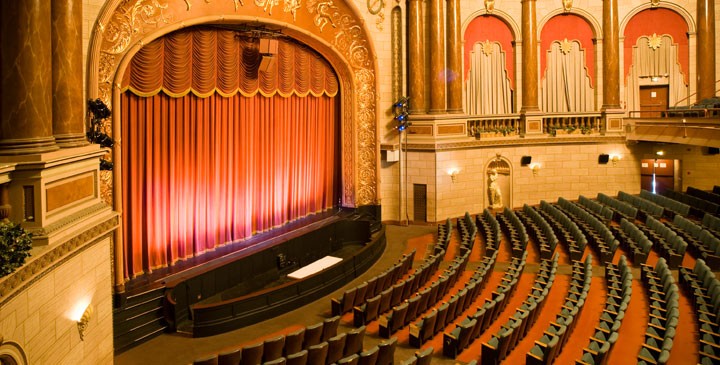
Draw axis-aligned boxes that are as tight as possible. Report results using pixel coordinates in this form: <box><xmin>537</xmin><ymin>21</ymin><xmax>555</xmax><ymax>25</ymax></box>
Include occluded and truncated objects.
<box><xmin>673</xmin><ymin>79</ymin><xmax>720</xmax><ymax>107</ymax></box>
<box><xmin>628</xmin><ymin>108</ymin><xmax>720</xmax><ymax>118</ymax></box>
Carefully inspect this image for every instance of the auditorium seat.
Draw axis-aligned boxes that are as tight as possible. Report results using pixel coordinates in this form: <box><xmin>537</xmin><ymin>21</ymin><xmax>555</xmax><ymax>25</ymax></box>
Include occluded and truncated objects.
<box><xmin>217</xmin><ymin>348</ymin><xmax>241</xmax><ymax>365</ymax></box>
<box><xmin>304</xmin><ymin>322</ymin><xmax>324</xmax><ymax>348</ymax></box>
<box><xmin>286</xmin><ymin>349</ymin><xmax>308</xmax><ymax>365</ymax></box>
<box><xmin>322</xmin><ymin>316</ymin><xmax>341</xmax><ymax>341</ymax></box>
<box><xmin>376</xmin><ymin>337</ymin><xmax>397</xmax><ymax>365</ymax></box>
<box><xmin>409</xmin><ymin>309</ymin><xmax>437</xmax><ymax>347</ymax></box>
<box><xmin>332</xmin><ymin>288</ymin><xmax>357</xmax><ymax>316</ymax></box>
<box><xmin>337</xmin><ymin>354</ymin><xmax>360</xmax><ymax>365</ymax></box>
<box><xmin>414</xmin><ymin>347</ymin><xmax>433</xmax><ymax>365</ymax></box>
<box><xmin>358</xmin><ymin>345</ymin><xmax>379</xmax><ymax>365</ymax></box>
<box><xmin>263</xmin><ymin>336</ymin><xmax>285</xmax><ymax>363</ymax></box>
<box><xmin>327</xmin><ymin>333</ymin><xmax>347</xmax><ymax>365</ymax></box>
<box><xmin>263</xmin><ymin>357</ymin><xmax>286</xmax><ymax>365</ymax></box>
<box><xmin>284</xmin><ymin>328</ymin><xmax>305</xmax><ymax>357</ymax></box>
<box><xmin>193</xmin><ymin>355</ymin><xmax>219</xmax><ymax>365</ymax></box>
<box><xmin>344</xmin><ymin>326</ymin><xmax>366</xmax><ymax>357</ymax></box>
<box><xmin>307</xmin><ymin>341</ymin><xmax>329</xmax><ymax>365</ymax></box>
<box><xmin>240</xmin><ymin>342</ymin><xmax>264</xmax><ymax>365</ymax></box>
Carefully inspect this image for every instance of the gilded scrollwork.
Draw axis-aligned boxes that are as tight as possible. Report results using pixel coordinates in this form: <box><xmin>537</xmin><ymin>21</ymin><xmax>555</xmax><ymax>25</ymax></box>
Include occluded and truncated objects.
<box><xmin>307</xmin><ymin>0</ymin><xmax>338</xmax><ymax>32</ymax></box>
<box><xmin>102</xmin><ymin>0</ymin><xmax>171</xmax><ymax>55</ymax></box>
<box><xmin>283</xmin><ymin>0</ymin><xmax>302</xmax><ymax>20</ymax></box>
<box><xmin>256</xmin><ymin>0</ymin><xmax>280</xmax><ymax>15</ymax></box>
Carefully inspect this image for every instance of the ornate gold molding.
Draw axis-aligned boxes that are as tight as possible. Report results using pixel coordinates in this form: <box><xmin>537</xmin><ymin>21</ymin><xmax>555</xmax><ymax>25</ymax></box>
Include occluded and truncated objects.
<box><xmin>647</xmin><ymin>33</ymin><xmax>662</xmax><ymax>50</ymax></box>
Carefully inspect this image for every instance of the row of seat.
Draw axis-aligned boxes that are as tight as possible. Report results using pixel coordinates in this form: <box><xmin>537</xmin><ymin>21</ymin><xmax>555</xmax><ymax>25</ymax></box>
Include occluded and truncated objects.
<box><xmin>664</xmin><ymin>189</ymin><xmax>720</xmax><ymax>218</ymax></box>
<box><xmin>688</xmin><ymin>187</ymin><xmax>720</xmax><ymax>207</ymax></box>
<box><xmin>191</xmin><ymin>318</ymin><xmax>359</xmax><ymax>365</ymax></box>
<box><xmin>617</xmin><ymin>191</ymin><xmax>665</xmax><ymax>221</ymax></box>
<box><xmin>640</xmin><ymin>189</ymin><xmax>690</xmax><ymax>219</ymax></box>
<box><xmin>666</xmin><ymin>215</ymin><xmax>720</xmax><ymax>269</ymax></box>
<box><xmin>481</xmin><ymin>253</ymin><xmax>559</xmax><ymax>365</ymax></box>
<box><xmin>397</xmin><ymin>347</ymin><xmax>433</xmax><ymax>365</ymax></box>
<box><xmin>517</xmin><ymin>204</ymin><xmax>558</xmax><ymax>260</ymax></box>
<box><xmin>525</xmin><ymin>255</ymin><xmax>593</xmax><ymax>365</ymax></box>
<box><xmin>643</xmin><ymin>216</ymin><xmax>688</xmax><ymax>269</ymax></box>
<box><xmin>477</xmin><ymin>209</ymin><xmax>501</xmax><ymax>257</ymax></box>
<box><xmin>409</xmin><ymin>250</ymin><xmax>498</xmax><ymax>348</ymax></box>
<box><xmin>713</xmin><ymin>185</ymin><xmax>720</xmax><ymax>196</ymax></box>
<box><xmin>638</xmin><ymin>258</ymin><xmax>680</xmax><ymax>365</ymax></box>
<box><xmin>597</xmin><ymin>193</ymin><xmax>638</xmax><ymax>222</ymax></box>
<box><xmin>576</xmin><ymin>255</ymin><xmax>632</xmax><ymax>365</ymax></box>
<box><xmin>702</xmin><ymin>213</ymin><xmax>720</xmax><ymax>238</ymax></box>
<box><xmin>611</xmin><ymin>218</ymin><xmax>652</xmax><ymax>265</ymax></box>
<box><xmin>333</xmin><ymin>249</ymin><xmax>416</xmax><ymax>317</ymax></box>
<box><xmin>539</xmin><ymin>201</ymin><xmax>587</xmax><ymax>261</ymax></box>
<box><xmin>557</xmin><ymin>198</ymin><xmax>619</xmax><ymax>265</ymax></box>
<box><xmin>678</xmin><ymin>259</ymin><xmax>720</xmax><ymax>365</ymax></box>
<box><xmin>577</xmin><ymin>195</ymin><xmax>614</xmax><ymax>223</ymax></box>
<box><xmin>354</xmin><ymin>253</ymin><xmax>443</xmax><ymax>328</ymax></box>
<box><xmin>498</xmin><ymin>207</ymin><xmax>529</xmax><ymax>258</ymax></box>
<box><xmin>436</xmin><ymin>218</ymin><xmax>452</xmax><ymax>253</ymax></box>
<box><xmin>378</xmin><ymin>248</ymin><xmax>471</xmax><ymax>337</ymax></box>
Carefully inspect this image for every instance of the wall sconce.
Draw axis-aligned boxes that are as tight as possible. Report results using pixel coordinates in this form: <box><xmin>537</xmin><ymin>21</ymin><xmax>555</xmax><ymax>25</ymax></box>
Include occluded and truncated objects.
<box><xmin>656</xmin><ymin>150</ymin><xmax>665</xmax><ymax>156</ymax></box>
<box><xmin>448</xmin><ymin>168</ymin><xmax>459</xmax><ymax>183</ymax></box>
<box><xmin>529</xmin><ymin>163</ymin><xmax>540</xmax><ymax>176</ymax></box>
<box><xmin>610</xmin><ymin>154</ymin><xmax>621</xmax><ymax>166</ymax></box>
<box><xmin>77</xmin><ymin>305</ymin><xmax>94</xmax><ymax>341</ymax></box>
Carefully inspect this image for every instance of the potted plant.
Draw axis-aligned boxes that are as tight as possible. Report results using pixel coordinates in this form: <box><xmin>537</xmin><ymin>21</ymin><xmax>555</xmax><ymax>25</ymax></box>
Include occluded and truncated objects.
<box><xmin>0</xmin><ymin>221</ymin><xmax>33</xmax><ymax>278</ymax></box>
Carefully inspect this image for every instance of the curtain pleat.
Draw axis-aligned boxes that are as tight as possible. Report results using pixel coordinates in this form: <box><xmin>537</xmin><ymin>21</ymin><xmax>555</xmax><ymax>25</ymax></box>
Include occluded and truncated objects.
<box><xmin>465</xmin><ymin>42</ymin><xmax>512</xmax><ymax>115</ymax></box>
<box><xmin>121</xmin><ymin>92</ymin><xmax>338</xmax><ymax>278</ymax></box>
<box><xmin>541</xmin><ymin>40</ymin><xmax>595</xmax><ymax>113</ymax></box>
<box><xmin>123</xmin><ymin>28</ymin><xmax>338</xmax><ymax>98</ymax></box>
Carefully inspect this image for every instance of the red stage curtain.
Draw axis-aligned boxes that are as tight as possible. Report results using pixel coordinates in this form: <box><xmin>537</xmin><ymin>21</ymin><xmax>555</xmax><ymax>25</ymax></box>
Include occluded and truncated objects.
<box><xmin>119</xmin><ymin>27</ymin><xmax>339</xmax><ymax>279</ymax></box>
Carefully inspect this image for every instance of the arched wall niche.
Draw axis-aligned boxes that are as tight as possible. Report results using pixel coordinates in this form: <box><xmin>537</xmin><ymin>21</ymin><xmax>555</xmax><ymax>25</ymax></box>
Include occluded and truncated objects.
<box><xmin>485</xmin><ymin>155</ymin><xmax>512</xmax><ymax>210</ymax></box>
<box><xmin>86</xmin><ymin>0</ymin><xmax>379</xmax><ymax>212</ymax></box>
<box><xmin>0</xmin><ymin>338</ymin><xmax>28</xmax><ymax>365</ymax></box>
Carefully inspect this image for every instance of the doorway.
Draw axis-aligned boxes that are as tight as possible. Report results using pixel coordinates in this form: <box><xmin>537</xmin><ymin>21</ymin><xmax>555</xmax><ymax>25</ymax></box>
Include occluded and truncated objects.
<box><xmin>413</xmin><ymin>184</ymin><xmax>427</xmax><ymax>222</ymax></box>
<box><xmin>639</xmin><ymin>85</ymin><xmax>669</xmax><ymax>117</ymax></box>
<box><xmin>640</xmin><ymin>158</ymin><xmax>677</xmax><ymax>195</ymax></box>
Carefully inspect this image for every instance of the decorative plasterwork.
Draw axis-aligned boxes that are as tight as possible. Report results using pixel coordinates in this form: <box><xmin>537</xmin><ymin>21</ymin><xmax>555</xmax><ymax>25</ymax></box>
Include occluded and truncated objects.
<box><xmin>647</xmin><ymin>33</ymin><xmax>662</xmax><ymax>50</ymax></box>
<box><xmin>89</xmin><ymin>0</ymin><xmax>378</xmax><ymax>207</ymax></box>
<box><xmin>562</xmin><ymin>0</ymin><xmax>572</xmax><ymax>12</ymax></box>
<box><xmin>559</xmin><ymin>38</ymin><xmax>573</xmax><ymax>54</ymax></box>
<box><xmin>367</xmin><ymin>0</ymin><xmax>385</xmax><ymax>30</ymax></box>
<box><xmin>484</xmin><ymin>0</ymin><xmax>494</xmax><ymax>14</ymax></box>
<box><xmin>481</xmin><ymin>40</ymin><xmax>494</xmax><ymax>56</ymax></box>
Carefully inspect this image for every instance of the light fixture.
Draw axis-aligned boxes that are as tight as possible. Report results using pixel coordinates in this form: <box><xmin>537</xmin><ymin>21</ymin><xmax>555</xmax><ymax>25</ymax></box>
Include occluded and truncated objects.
<box><xmin>656</xmin><ymin>150</ymin><xmax>665</xmax><ymax>156</ymax></box>
<box><xmin>448</xmin><ymin>168</ymin><xmax>459</xmax><ymax>183</ymax></box>
<box><xmin>529</xmin><ymin>163</ymin><xmax>540</xmax><ymax>176</ymax></box>
<box><xmin>76</xmin><ymin>304</ymin><xmax>94</xmax><ymax>341</ymax></box>
<box><xmin>610</xmin><ymin>154</ymin><xmax>622</xmax><ymax>166</ymax></box>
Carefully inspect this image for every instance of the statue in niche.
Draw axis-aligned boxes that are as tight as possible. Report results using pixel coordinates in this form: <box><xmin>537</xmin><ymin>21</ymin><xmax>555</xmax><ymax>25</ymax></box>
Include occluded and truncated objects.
<box><xmin>488</xmin><ymin>168</ymin><xmax>503</xmax><ymax>209</ymax></box>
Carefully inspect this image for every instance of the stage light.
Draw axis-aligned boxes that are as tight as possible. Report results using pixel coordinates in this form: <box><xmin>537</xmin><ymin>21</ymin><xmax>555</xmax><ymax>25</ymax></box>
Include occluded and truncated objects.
<box><xmin>100</xmin><ymin>159</ymin><xmax>114</xmax><ymax>171</ymax></box>
<box><xmin>394</xmin><ymin>96</ymin><xmax>409</xmax><ymax>108</ymax></box>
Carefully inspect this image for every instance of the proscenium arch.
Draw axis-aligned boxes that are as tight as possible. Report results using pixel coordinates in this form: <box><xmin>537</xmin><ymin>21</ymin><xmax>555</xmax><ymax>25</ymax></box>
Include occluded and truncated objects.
<box><xmin>87</xmin><ymin>0</ymin><xmax>379</xmax><ymax>288</ymax></box>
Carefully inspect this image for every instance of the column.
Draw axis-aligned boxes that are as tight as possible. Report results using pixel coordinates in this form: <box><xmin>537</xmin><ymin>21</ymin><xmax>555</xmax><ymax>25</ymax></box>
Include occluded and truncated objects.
<box><xmin>602</xmin><ymin>0</ymin><xmax>620</xmax><ymax>109</ymax></box>
<box><xmin>0</xmin><ymin>0</ymin><xmax>58</xmax><ymax>155</ymax></box>
<box><xmin>521</xmin><ymin>0</ymin><xmax>539</xmax><ymax>112</ymax></box>
<box><xmin>446</xmin><ymin>0</ymin><xmax>462</xmax><ymax>113</ymax></box>
<box><xmin>408</xmin><ymin>0</ymin><xmax>426</xmax><ymax>114</ymax></box>
<box><xmin>697</xmin><ymin>0</ymin><xmax>716</xmax><ymax>100</ymax></box>
<box><xmin>52</xmin><ymin>0</ymin><xmax>88</xmax><ymax>147</ymax></box>
<box><xmin>429</xmin><ymin>0</ymin><xmax>446</xmax><ymax>113</ymax></box>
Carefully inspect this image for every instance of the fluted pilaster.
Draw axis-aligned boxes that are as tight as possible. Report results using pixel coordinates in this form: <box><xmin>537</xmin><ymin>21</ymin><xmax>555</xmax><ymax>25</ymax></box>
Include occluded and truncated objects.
<box><xmin>521</xmin><ymin>0</ymin><xmax>539</xmax><ymax>112</ymax></box>
<box><xmin>52</xmin><ymin>0</ymin><xmax>88</xmax><ymax>147</ymax></box>
<box><xmin>602</xmin><ymin>0</ymin><xmax>620</xmax><ymax>109</ymax></box>
<box><xmin>0</xmin><ymin>0</ymin><xmax>58</xmax><ymax>155</ymax></box>
<box><xmin>697</xmin><ymin>0</ymin><xmax>716</xmax><ymax>100</ymax></box>
<box><xmin>407</xmin><ymin>0</ymin><xmax>426</xmax><ymax>113</ymax></box>
<box><xmin>428</xmin><ymin>0</ymin><xmax>446</xmax><ymax>114</ymax></box>
<box><xmin>446</xmin><ymin>0</ymin><xmax>462</xmax><ymax>113</ymax></box>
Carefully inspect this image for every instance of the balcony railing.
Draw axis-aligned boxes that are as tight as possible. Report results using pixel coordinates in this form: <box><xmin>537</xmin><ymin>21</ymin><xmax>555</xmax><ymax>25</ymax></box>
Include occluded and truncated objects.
<box><xmin>542</xmin><ymin>113</ymin><xmax>601</xmax><ymax>136</ymax></box>
<box><xmin>466</xmin><ymin>115</ymin><xmax>521</xmax><ymax>138</ymax></box>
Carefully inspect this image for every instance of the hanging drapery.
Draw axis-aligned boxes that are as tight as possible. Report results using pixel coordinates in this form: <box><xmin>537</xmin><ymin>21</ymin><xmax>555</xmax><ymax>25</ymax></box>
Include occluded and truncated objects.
<box><xmin>541</xmin><ymin>39</ymin><xmax>595</xmax><ymax>113</ymax></box>
<box><xmin>626</xmin><ymin>34</ymin><xmax>688</xmax><ymax>111</ymax></box>
<box><xmin>120</xmin><ymin>28</ymin><xmax>339</xmax><ymax>278</ymax></box>
<box><xmin>465</xmin><ymin>41</ymin><xmax>513</xmax><ymax>115</ymax></box>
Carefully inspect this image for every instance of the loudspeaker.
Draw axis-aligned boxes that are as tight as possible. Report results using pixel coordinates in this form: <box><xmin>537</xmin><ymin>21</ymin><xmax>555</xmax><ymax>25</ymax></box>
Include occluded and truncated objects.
<box><xmin>598</xmin><ymin>154</ymin><xmax>610</xmax><ymax>164</ymax></box>
<box><xmin>259</xmin><ymin>38</ymin><xmax>279</xmax><ymax>54</ymax></box>
<box><xmin>520</xmin><ymin>156</ymin><xmax>532</xmax><ymax>166</ymax></box>
<box><xmin>709</xmin><ymin>147</ymin><xmax>719</xmax><ymax>155</ymax></box>
<box><xmin>259</xmin><ymin>55</ymin><xmax>276</xmax><ymax>72</ymax></box>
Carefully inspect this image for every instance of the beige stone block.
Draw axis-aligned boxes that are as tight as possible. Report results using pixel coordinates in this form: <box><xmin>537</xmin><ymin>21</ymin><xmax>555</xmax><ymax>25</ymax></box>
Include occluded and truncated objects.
<box><xmin>571</xmin><ymin>153</ymin><xmax>589</xmax><ymax>161</ymax></box>
<box><xmin>28</xmin><ymin>275</ymin><xmax>55</xmax><ymax>314</ymax></box>
<box><xmin>54</xmin><ymin>256</ymin><xmax>83</xmax><ymax>294</ymax></box>
<box><xmin>571</xmin><ymin>168</ymin><xmax>589</xmax><ymax>176</ymax></box>
<box><xmin>23</xmin><ymin>309</ymin><xmax>41</xmax><ymax>343</ymax></box>
<box><xmin>562</xmin><ymin>160</ymin><xmax>580</xmax><ymax>169</ymax></box>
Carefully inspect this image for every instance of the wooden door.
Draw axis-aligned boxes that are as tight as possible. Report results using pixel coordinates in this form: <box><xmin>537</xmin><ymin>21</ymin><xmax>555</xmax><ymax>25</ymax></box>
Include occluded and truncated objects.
<box><xmin>639</xmin><ymin>85</ymin><xmax>669</xmax><ymax>117</ymax></box>
<box><xmin>413</xmin><ymin>184</ymin><xmax>427</xmax><ymax>222</ymax></box>
<box><xmin>640</xmin><ymin>159</ymin><xmax>674</xmax><ymax>195</ymax></box>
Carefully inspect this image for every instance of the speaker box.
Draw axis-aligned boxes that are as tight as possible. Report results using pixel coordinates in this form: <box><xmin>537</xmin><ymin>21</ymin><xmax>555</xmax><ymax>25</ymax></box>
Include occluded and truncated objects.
<box><xmin>521</xmin><ymin>156</ymin><xmax>532</xmax><ymax>166</ymax></box>
<box><xmin>598</xmin><ymin>154</ymin><xmax>610</xmax><ymax>164</ymax></box>
<box><xmin>708</xmin><ymin>147</ymin><xmax>719</xmax><ymax>155</ymax></box>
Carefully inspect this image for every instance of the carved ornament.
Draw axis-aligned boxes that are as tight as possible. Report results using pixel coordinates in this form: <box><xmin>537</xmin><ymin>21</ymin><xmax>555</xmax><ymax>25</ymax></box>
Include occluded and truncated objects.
<box><xmin>560</xmin><ymin>39</ymin><xmax>573</xmax><ymax>55</ymax></box>
<box><xmin>562</xmin><ymin>0</ymin><xmax>572</xmax><ymax>12</ymax></box>
<box><xmin>648</xmin><ymin>33</ymin><xmax>662</xmax><ymax>50</ymax></box>
<box><xmin>481</xmin><ymin>40</ymin><xmax>494</xmax><ymax>56</ymax></box>
<box><xmin>484</xmin><ymin>0</ymin><xmax>494</xmax><ymax>13</ymax></box>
